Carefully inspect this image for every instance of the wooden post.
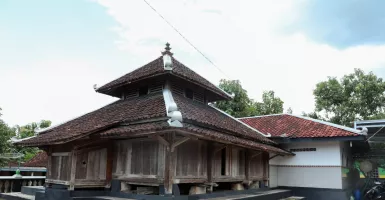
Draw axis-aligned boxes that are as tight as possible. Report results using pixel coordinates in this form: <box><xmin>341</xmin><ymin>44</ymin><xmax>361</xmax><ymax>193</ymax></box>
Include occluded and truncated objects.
<box><xmin>206</xmin><ymin>142</ymin><xmax>214</xmax><ymax>193</ymax></box>
<box><xmin>47</xmin><ymin>148</ymin><xmax>52</xmax><ymax>179</ymax></box>
<box><xmin>106</xmin><ymin>142</ymin><xmax>114</xmax><ymax>187</ymax></box>
<box><xmin>69</xmin><ymin>150</ymin><xmax>77</xmax><ymax>190</ymax></box>
<box><xmin>164</xmin><ymin>133</ymin><xmax>175</xmax><ymax>195</ymax></box>
<box><xmin>245</xmin><ymin>150</ymin><xmax>250</xmax><ymax>183</ymax></box>
<box><xmin>262</xmin><ymin>152</ymin><xmax>269</xmax><ymax>187</ymax></box>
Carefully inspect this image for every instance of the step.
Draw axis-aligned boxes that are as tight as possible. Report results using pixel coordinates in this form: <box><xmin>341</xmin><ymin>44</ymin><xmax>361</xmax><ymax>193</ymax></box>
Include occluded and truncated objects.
<box><xmin>0</xmin><ymin>192</ymin><xmax>35</xmax><ymax>200</ymax></box>
<box><xmin>200</xmin><ymin>189</ymin><xmax>292</xmax><ymax>200</ymax></box>
<box><xmin>280</xmin><ymin>197</ymin><xmax>306</xmax><ymax>200</ymax></box>
<box><xmin>21</xmin><ymin>186</ymin><xmax>45</xmax><ymax>196</ymax></box>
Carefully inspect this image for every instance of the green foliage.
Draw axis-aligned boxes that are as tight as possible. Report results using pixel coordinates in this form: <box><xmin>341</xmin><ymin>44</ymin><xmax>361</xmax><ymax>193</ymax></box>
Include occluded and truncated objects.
<box><xmin>313</xmin><ymin>69</ymin><xmax>385</xmax><ymax>126</ymax></box>
<box><xmin>0</xmin><ymin>107</ymin><xmax>15</xmax><ymax>166</ymax></box>
<box><xmin>216</xmin><ymin>79</ymin><xmax>284</xmax><ymax>117</ymax></box>
<box><xmin>11</xmin><ymin>120</ymin><xmax>52</xmax><ymax>162</ymax></box>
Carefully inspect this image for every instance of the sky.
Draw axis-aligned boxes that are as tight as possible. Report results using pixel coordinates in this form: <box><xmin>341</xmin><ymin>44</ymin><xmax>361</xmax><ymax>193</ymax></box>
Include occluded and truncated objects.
<box><xmin>1</xmin><ymin>0</ymin><xmax>385</xmax><ymax>126</ymax></box>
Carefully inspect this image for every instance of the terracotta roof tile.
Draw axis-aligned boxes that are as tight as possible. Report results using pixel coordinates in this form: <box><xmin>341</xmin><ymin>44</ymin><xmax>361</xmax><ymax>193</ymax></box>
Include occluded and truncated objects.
<box><xmin>17</xmin><ymin>93</ymin><xmax>166</xmax><ymax>146</ymax></box>
<box><xmin>173</xmin><ymin>94</ymin><xmax>275</xmax><ymax>144</ymax></box>
<box><xmin>98</xmin><ymin>122</ymin><xmax>290</xmax><ymax>155</ymax></box>
<box><xmin>239</xmin><ymin>114</ymin><xmax>359</xmax><ymax>138</ymax></box>
<box><xmin>96</xmin><ymin>57</ymin><xmax>230</xmax><ymax>100</ymax></box>
<box><xmin>23</xmin><ymin>152</ymin><xmax>48</xmax><ymax>167</ymax></box>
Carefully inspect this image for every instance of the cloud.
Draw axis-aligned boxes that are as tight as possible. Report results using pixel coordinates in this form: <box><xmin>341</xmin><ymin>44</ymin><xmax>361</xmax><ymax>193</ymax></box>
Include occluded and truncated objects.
<box><xmin>95</xmin><ymin>0</ymin><xmax>385</xmax><ymax>115</ymax></box>
<box><xmin>286</xmin><ymin>0</ymin><xmax>385</xmax><ymax>48</ymax></box>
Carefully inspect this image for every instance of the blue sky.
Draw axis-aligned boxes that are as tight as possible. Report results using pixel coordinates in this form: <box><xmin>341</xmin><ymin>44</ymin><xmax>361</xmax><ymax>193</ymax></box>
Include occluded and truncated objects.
<box><xmin>1</xmin><ymin>0</ymin><xmax>385</xmax><ymax>126</ymax></box>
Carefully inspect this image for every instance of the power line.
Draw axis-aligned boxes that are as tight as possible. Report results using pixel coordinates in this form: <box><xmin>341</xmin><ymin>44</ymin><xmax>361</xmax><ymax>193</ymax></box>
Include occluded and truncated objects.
<box><xmin>142</xmin><ymin>0</ymin><xmax>231</xmax><ymax>79</ymax></box>
<box><xmin>366</xmin><ymin>126</ymin><xmax>385</xmax><ymax>142</ymax></box>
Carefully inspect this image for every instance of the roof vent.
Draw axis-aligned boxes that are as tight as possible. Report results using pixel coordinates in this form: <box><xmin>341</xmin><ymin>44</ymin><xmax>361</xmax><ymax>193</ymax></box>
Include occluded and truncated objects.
<box><xmin>162</xmin><ymin>43</ymin><xmax>173</xmax><ymax>70</ymax></box>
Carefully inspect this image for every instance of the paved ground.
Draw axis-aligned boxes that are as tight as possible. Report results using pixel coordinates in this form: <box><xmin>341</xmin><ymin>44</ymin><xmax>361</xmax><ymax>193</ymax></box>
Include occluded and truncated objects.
<box><xmin>0</xmin><ymin>192</ymin><xmax>34</xmax><ymax>200</ymax></box>
<box><xmin>201</xmin><ymin>189</ymin><xmax>291</xmax><ymax>200</ymax></box>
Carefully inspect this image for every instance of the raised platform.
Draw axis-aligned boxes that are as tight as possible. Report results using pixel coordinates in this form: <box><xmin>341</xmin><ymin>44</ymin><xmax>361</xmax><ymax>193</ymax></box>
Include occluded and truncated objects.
<box><xmin>0</xmin><ymin>187</ymin><xmax>292</xmax><ymax>200</ymax></box>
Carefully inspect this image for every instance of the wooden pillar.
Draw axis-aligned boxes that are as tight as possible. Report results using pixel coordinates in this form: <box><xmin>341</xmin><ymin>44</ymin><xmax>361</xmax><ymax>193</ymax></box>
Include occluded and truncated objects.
<box><xmin>206</xmin><ymin>142</ymin><xmax>214</xmax><ymax>193</ymax></box>
<box><xmin>47</xmin><ymin>148</ymin><xmax>52</xmax><ymax>179</ymax></box>
<box><xmin>245</xmin><ymin>150</ymin><xmax>250</xmax><ymax>182</ymax></box>
<box><xmin>69</xmin><ymin>150</ymin><xmax>77</xmax><ymax>190</ymax></box>
<box><xmin>164</xmin><ymin>133</ymin><xmax>175</xmax><ymax>195</ymax></box>
<box><xmin>262</xmin><ymin>152</ymin><xmax>269</xmax><ymax>187</ymax></box>
<box><xmin>106</xmin><ymin>142</ymin><xmax>114</xmax><ymax>186</ymax></box>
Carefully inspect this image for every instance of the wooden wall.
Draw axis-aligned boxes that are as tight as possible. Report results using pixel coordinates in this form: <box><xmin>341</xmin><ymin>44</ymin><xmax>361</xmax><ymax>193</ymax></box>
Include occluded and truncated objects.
<box><xmin>112</xmin><ymin>139</ymin><xmax>162</xmax><ymax>179</ymax></box>
<box><xmin>175</xmin><ymin>139</ymin><xmax>207</xmax><ymax>179</ymax></box>
<box><xmin>75</xmin><ymin>148</ymin><xmax>107</xmax><ymax>180</ymax></box>
<box><xmin>48</xmin><ymin>153</ymin><xmax>71</xmax><ymax>181</ymax></box>
<box><xmin>212</xmin><ymin>145</ymin><xmax>246</xmax><ymax>181</ymax></box>
<box><xmin>249</xmin><ymin>152</ymin><xmax>265</xmax><ymax>180</ymax></box>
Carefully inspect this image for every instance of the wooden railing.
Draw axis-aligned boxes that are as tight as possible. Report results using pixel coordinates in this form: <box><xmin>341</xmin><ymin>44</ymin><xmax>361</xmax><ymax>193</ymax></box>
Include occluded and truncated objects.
<box><xmin>0</xmin><ymin>176</ymin><xmax>45</xmax><ymax>193</ymax></box>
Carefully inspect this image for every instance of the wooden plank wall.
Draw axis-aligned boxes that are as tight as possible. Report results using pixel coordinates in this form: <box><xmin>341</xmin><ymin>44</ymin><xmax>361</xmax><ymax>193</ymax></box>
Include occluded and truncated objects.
<box><xmin>212</xmin><ymin>145</ymin><xmax>245</xmax><ymax>179</ymax></box>
<box><xmin>249</xmin><ymin>152</ymin><xmax>264</xmax><ymax>180</ymax></box>
<box><xmin>49</xmin><ymin>154</ymin><xmax>71</xmax><ymax>181</ymax></box>
<box><xmin>75</xmin><ymin>148</ymin><xmax>107</xmax><ymax>180</ymax></box>
<box><xmin>175</xmin><ymin>140</ymin><xmax>207</xmax><ymax>178</ymax></box>
<box><xmin>112</xmin><ymin>139</ymin><xmax>160</xmax><ymax>178</ymax></box>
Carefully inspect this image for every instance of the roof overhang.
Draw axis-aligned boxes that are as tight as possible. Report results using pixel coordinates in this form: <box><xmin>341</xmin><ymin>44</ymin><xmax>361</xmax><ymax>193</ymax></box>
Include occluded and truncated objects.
<box><xmin>272</xmin><ymin>135</ymin><xmax>366</xmax><ymax>143</ymax></box>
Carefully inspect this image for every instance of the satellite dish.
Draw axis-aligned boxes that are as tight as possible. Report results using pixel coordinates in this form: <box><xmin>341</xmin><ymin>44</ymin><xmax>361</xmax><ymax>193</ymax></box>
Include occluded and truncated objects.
<box><xmin>360</xmin><ymin>160</ymin><xmax>373</xmax><ymax>173</ymax></box>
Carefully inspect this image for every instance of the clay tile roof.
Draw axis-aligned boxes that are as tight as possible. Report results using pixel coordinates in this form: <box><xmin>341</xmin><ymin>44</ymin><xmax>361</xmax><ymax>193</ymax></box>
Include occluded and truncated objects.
<box><xmin>23</xmin><ymin>151</ymin><xmax>48</xmax><ymax>167</ymax></box>
<box><xmin>17</xmin><ymin>93</ymin><xmax>166</xmax><ymax>146</ymax></box>
<box><xmin>239</xmin><ymin>114</ymin><xmax>361</xmax><ymax>138</ymax></box>
<box><xmin>173</xmin><ymin>94</ymin><xmax>275</xmax><ymax>144</ymax></box>
<box><xmin>98</xmin><ymin>122</ymin><xmax>290</xmax><ymax>155</ymax></box>
<box><xmin>96</xmin><ymin>57</ymin><xmax>231</xmax><ymax>100</ymax></box>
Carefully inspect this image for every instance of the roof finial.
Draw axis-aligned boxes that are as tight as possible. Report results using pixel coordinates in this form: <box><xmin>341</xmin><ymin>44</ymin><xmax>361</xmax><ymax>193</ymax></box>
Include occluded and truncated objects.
<box><xmin>162</xmin><ymin>42</ymin><xmax>173</xmax><ymax>56</ymax></box>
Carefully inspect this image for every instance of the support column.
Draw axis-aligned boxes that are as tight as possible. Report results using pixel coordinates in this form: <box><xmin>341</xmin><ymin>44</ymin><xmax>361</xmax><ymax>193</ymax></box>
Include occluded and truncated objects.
<box><xmin>164</xmin><ymin>133</ymin><xmax>176</xmax><ymax>195</ymax></box>
<box><xmin>106</xmin><ymin>142</ymin><xmax>114</xmax><ymax>187</ymax></box>
<box><xmin>245</xmin><ymin>150</ymin><xmax>250</xmax><ymax>183</ymax></box>
<box><xmin>263</xmin><ymin>152</ymin><xmax>269</xmax><ymax>187</ymax></box>
<box><xmin>69</xmin><ymin>150</ymin><xmax>77</xmax><ymax>190</ymax></box>
<box><xmin>206</xmin><ymin>142</ymin><xmax>214</xmax><ymax>193</ymax></box>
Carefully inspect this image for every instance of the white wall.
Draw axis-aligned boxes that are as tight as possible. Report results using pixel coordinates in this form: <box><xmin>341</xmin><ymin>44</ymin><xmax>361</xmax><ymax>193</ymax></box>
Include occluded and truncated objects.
<box><xmin>277</xmin><ymin>166</ymin><xmax>343</xmax><ymax>189</ymax></box>
<box><xmin>270</xmin><ymin>141</ymin><xmax>342</xmax><ymax>166</ymax></box>
<box><xmin>269</xmin><ymin>165</ymin><xmax>278</xmax><ymax>188</ymax></box>
<box><xmin>270</xmin><ymin>141</ymin><xmax>345</xmax><ymax>189</ymax></box>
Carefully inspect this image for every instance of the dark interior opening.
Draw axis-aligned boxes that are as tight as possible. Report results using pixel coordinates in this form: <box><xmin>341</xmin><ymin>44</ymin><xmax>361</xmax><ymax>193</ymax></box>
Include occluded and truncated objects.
<box><xmin>139</xmin><ymin>86</ymin><xmax>149</xmax><ymax>96</ymax></box>
<box><xmin>185</xmin><ymin>88</ymin><xmax>193</xmax><ymax>99</ymax></box>
<box><xmin>221</xmin><ymin>148</ymin><xmax>226</xmax><ymax>176</ymax></box>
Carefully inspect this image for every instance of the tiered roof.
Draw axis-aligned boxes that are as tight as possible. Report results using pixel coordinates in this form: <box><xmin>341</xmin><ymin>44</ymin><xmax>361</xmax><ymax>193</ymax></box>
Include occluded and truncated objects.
<box><xmin>18</xmin><ymin>44</ymin><xmax>291</xmax><ymax>155</ymax></box>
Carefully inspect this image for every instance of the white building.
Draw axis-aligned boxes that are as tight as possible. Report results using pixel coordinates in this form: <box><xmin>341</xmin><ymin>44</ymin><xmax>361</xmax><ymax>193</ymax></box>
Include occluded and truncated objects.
<box><xmin>239</xmin><ymin>114</ymin><xmax>367</xmax><ymax>200</ymax></box>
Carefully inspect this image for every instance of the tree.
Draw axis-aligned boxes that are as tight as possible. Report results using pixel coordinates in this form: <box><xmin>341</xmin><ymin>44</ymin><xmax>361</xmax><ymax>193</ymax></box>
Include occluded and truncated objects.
<box><xmin>12</xmin><ymin>120</ymin><xmax>52</xmax><ymax>161</ymax></box>
<box><xmin>286</xmin><ymin>107</ymin><xmax>293</xmax><ymax>114</ymax></box>
<box><xmin>215</xmin><ymin>80</ymin><xmax>254</xmax><ymax>117</ymax></box>
<box><xmin>216</xmin><ymin>79</ymin><xmax>284</xmax><ymax>117</ymax></box>
<box><xmin>254</xmin><ymin>91</ymin><xmax>284</xmax><ymax>115</ymax></box>
<box><xmin>313</xmin><ymin>69</ymin><xmax>385</xmax><ymax>126</ymax></box>
<box><xmin>0</xmin><ymin>107</ymin><xmax>15</xmax><ymax>166</ymax></box>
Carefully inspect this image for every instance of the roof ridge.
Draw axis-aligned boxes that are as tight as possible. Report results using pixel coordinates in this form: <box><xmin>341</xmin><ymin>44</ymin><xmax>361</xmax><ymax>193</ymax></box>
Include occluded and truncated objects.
<box><xmin>171</xmin><ymin>57</ymin><xmax>233</xmax><ymax>99</ymax></box>
<box><xmin>238</xmin><ymin>113</ymin><xmax>286</xmax><ymax>119</ymax></box>
<box><xmin>286</xmin><ymin>113</ymin><xmax>364</xmax><ymax>134</ymax></box>
<box><xmin>37</xmin><ymin>99</ymin><xmax>121</xmax><ymax>134</ymax></box>
<box><xmin>209</xmin><ymin>104</ymin><xmax>272</xmax><ymax>138</ymax></box>
<box><xmin>239</xmin><ymin>113</ymin><xmax>364</xmax><ymax>135</ymax></box>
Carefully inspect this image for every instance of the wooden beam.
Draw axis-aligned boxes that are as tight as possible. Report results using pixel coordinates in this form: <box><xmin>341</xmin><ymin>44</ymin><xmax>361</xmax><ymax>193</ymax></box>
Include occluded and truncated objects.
<box><xmin>164</xmin><ymin>133</ymin><xmax>175</xmax><ymax>195</ymax></box>
<box><xmin>245</xmin><ymin>150</ymin><xmax>250</xmax><ymax>182</ymax></box>
<box><xmin>269</xmin><ymin>154</ymin><xmax>280</xmax><ymax>160</ymax></box>
<box><xmin>250</xmin><ymin>152</ymin><xmax>262</xmax><ymax>159</ymax></box>
<box><xmin>207</xmin><ymin>142</ymin><xmax>213</xmax><ymax>188</ymax></box>
<box><xmin>106</xmin><ymin>142</ymin><xmax>114</xmax><ymax>186</ymax></box>
<box><xmin>52</xmin><ymin>152</ymin><xmax>70</xmax><ymax>157</ymax></box>
<box><xmin>171</xmin><ymin>137</ymin><xmax>190</xmax><ymax>152</ymax></box>
<box><xmin>69</xmin><ymin>150</ymin><xmax>77</xmax><ymax>190</ymax></box>
<box><xmin>150</xmin><ymin>135</ymin><xmax>170</xmax><ymax>147</ymax></box>
<box><xmin>214</xmin><ymin>144</ymin><xmax>227</xmax><ymax>154</ymax></box>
